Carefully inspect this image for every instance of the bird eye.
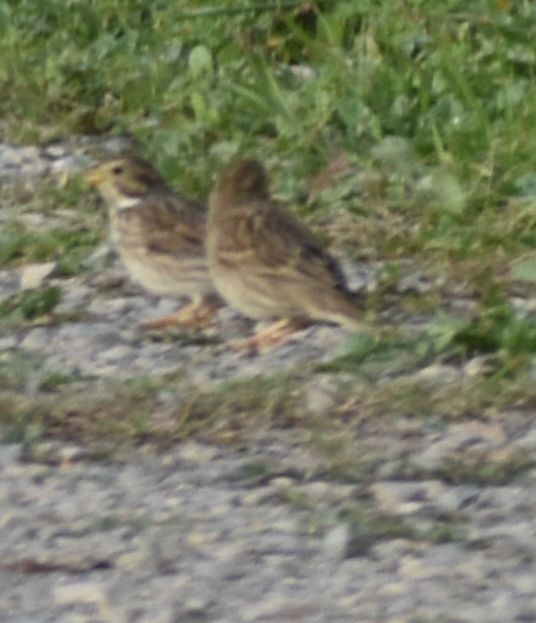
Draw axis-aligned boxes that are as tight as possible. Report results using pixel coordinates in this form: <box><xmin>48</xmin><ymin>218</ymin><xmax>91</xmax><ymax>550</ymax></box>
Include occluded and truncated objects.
<box><xmin>112</xmin><ymin>166</ymin><xmax>124</xmax><ymax>175</ymax></box>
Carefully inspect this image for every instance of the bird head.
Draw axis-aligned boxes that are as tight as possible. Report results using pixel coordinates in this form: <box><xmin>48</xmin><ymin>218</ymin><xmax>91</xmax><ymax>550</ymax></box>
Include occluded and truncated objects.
<box><xmin>85</xmin><ymin>154</ymin><xmax>168</xmax><ymax>209</ymax></box>
<box><xmin>213</xmin><ymin>158</ymin><xmax>270</xmax><ymax>206</ymax></box>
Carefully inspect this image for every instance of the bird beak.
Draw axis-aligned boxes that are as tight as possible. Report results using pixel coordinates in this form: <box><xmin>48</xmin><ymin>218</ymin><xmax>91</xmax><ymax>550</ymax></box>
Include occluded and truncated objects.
<box><xmin>84</xmin><ymin>168</ymin><xmax>105</xmax><ymax>186</ymax></box>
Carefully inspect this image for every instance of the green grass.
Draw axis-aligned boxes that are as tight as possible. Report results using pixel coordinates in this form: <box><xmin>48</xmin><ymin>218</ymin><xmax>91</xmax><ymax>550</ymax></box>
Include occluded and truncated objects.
<box><xmin>0</xmin><ymin>351</ymin><xmax>536</xmax><ymax>478</ymax></box>
<box><xmin>1</xmin><ymin>2</ymin><xmax>536</xmax><ymax>189</ymax></box>
<box><xmin>0</xmin><ymin>223</ymin><xmax>100</xmax><ymax>274</ymax></box>
<box><xmin>0</xmin><ymin>178</ymin><xmax>101</xmax><ymax>325</ymax></box>
<box><xmin>0</xmin><ymin>285</ymin><xmax>62</xmax><ymax>321</ymax></box>
<box><xmin>0</xmin><ymin>175</ymin><xmax>102</xmax><ymax>276</ymax></box>
<box><xmin>0</xmin><ymin>370</ymin><xmax>302</xmax><ymax>447</ymax></box>
<box><xmin>2</xmin><ymin>2</ymin><xmax>536</xmax><ymax>269</ymax></box>
<box><xmin>3</xmin><ymin>2</ymin><xmax>535</xmax><ymax>291</ymax></box>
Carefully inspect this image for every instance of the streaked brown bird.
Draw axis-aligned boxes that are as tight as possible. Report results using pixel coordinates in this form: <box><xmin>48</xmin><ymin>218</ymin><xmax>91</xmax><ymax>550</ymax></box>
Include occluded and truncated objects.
<box><xmin>85</xmin><ymin>154</ymin><xmax>221</xmax><ymax>329</ymax></box>
<box><xmin>206</xmin><ymin>158</ymin><xmax>365</xmax><ymax>350</ymax></box>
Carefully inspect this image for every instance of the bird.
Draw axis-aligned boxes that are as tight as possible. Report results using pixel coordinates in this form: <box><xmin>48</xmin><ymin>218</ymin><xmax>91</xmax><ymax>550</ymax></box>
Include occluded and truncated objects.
<box><xmin>85</xmin><ymin>153</ymin><xmax>221</xmax><ymax>329</ymax></box>
<box><xmin>206</xmin><ymin>158</ymin><xmax>365</xmax><ymax>351</ymax></box>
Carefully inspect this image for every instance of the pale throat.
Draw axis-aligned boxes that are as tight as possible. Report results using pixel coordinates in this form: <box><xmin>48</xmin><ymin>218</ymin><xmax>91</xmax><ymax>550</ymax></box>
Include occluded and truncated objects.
<box><xmin>110</xmin><ymin>193</ymin><xmax>143</xmax><ymax>210</ymax></box>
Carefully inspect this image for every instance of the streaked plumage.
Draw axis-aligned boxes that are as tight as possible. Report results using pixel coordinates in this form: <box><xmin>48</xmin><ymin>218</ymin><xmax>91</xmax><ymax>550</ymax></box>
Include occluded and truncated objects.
<box><xmin>85</xmin><ymin>154</ymin><xmax>221</xmax><ymax>328</ymax></box>
<box><xmin>206</xmin><ymin>158</ymin><xmax>364</xmax><ymax>348</ymax></box>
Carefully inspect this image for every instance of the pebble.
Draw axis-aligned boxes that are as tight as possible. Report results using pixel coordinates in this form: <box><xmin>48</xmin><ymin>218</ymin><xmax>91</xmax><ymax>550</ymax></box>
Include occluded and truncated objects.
<box><xmin>19</xmin><ymin>261</ymin><xmax>57</xmax><ymax>290</ymax></box>
<box><xmin>303</xmin><ymin>375</ymin><xmax>341</xmax><ymax>415</ymax></box>
<box><xmin>371</xmin><ymin>480</ymin><xmax>448</xmax><ymax>515</ymax></box>
<box><xmin>464</xmin><ymin>354</ymin><xmax>497</xmax><ymax>377</ymax></box>
<box><xmin>54</xmin><ymin>582</ymin><xmax>108</xmax><ymax>606</ymax></box>
<box><xmin>0</xmin><ymin>144</ymin><xmax>49</xmax><ymax>179</ymax></box>
<box><xmin>322</xmin><ymin>522</ymin><xmax>373</xmax><ymax>560</ymax></box>
<box><xmin>414</xmin><ymin>363</ymin><xmax>460</xmax><ymax>385</ymax></box>
<box><xmin>0</xmin><ymin>269</ymin><xmax>20</xmax><ymax>301</ymax></box>
<box><xmin>179</xmin><ymin>441</ymin><xmax>220</xmax><ymax>463</ymax></box>
<box><xmin>0</xmin><ymin>335</ymin><xmax>17</xmax><ymax>350</ymax></box>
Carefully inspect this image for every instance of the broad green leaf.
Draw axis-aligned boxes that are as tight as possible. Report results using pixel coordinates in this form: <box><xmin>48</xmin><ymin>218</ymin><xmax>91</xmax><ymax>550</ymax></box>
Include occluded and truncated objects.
<box><xmin>188</xmin><ymin>45</ymin><xmax>213</xmax><ymax>79</ymax></box>
<box><xmin>511</xmin><ymin>257</ymin><xmax>536</xmax><ymax>283</ymax></box>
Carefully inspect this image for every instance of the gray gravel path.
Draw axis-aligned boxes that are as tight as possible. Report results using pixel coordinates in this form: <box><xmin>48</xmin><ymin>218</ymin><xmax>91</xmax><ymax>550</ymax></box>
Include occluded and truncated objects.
<box><xmin>3</xmin><ymin>423</ymin><xmax>536</xmax><ymax>623</ymax></box>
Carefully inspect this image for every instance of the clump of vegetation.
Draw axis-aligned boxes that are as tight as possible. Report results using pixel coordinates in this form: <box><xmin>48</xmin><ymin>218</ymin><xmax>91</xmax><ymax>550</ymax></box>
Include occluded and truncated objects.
<box><xmin>0</xmin><ymin>371</ymin><xmax>302</xmax><ymax>447</ymax></box>
<box><xmin>0</xmin><ymin>175</ymin><xmax>102</xmax><ymax>274</ymax></box>
<box><xmin>0</xmin><ymin>223</ymin><xmax>100</xmax><ymax>275</ymax></box>
<box><xmin>0</xmin><ymin>285</ymin><xmax>61</xmax><ymax>323</ymax></box>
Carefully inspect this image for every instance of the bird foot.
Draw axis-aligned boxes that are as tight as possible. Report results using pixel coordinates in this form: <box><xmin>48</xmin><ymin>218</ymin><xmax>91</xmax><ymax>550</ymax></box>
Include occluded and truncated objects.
<box><xmin>231</xmin><ymin>318</ymin><xmax>308</xmax><ymax>354</ymax></box>
<box><xmin>142</xmin><ymin>298</ymin><xmax>220</xmax><ymax>330</ymax></box>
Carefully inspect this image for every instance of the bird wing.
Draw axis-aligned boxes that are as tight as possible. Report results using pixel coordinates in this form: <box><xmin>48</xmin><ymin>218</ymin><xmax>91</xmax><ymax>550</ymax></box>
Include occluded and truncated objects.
<box><xmin>131</xmin><ymin>194</ymin><xmax>206</xmax><ymax>258</ymax></box>
<box><xmin>220</xmin><ymin>198</ymin><xmax>349</xmax><ymax>293</ymax></box>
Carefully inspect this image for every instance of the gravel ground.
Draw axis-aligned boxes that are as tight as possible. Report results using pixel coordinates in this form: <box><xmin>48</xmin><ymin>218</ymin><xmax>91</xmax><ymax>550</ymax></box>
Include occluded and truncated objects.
<box><xmin>1</xmin><ymin>139</ymin><xmax>536</xmax><ymax>623</ymax></box>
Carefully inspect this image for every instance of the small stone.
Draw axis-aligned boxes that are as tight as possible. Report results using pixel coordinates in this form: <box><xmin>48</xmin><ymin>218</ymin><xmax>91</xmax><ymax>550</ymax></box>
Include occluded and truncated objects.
<box><xmin>323</xmin><ymin>522</ymin><xmax>375</xmax><ymax>560</ymax></box>
<box><xmin>512</xmin><ymin>425</ymin><xmax>536</xmax><ymax>453</ymax></box>
<box><xmin>371</xmin><ymin>480</ymin><xmax>447</xmax><ymax>515</ymax></box>
<box><xmin>464</xmin><ymin>355</ymin><xmax>497</xmax><ymax>377</ymax></box>
<box><xmin>269</xmin><ymin>477</ymin><xmax>295</xmax><ymax>489</ymax></box>
<box><xmin>303</xmin><ymin>376</ymin><xmax>339</xmax><ymax>415</ymax></box>
<box><xmin>185</xmin><ymin>531</ymin><xmax>210</xmax><ymax>547</ymax></box>
<box><xmin>378</xmin><ymin>582</ymin><xmax>408</xmax><ymax>597</ymax></box>
<box><xmin>0</xmin><ymin>269</ymin><xmax>20</xmax><ymax>301</ymax></box>
<box><xmin>99</xmin><ymin>345</ymin><xmax>132</xmax><ymax>363</ymax></box>
<box><xmin>49</xmin><ymin>153</ymin><xmax>90</xmax><ymax>176</ymax></box>
<box><xmin>19</xmin><ymin>441</ymin><xmax>87</xmax><ymax>466</ymax></box>
<box><xmin>184</xmin><ymin>597</ymin><xmax>211</xmax><ymax>614</ymax></box>
<box><xmin>514</xmin><ymin>574</ymin><xmax>536</xmax><ymax>595</ymax></box>
<box><xmin>241</xmin><ymin>489</ymin><xmax>271</xmax><ymax>505</ymax></box>
<box><xmin>115</xmin><ymin>549</ymin><xmax>148</xmax><ymax>570</ymax></box>
<box><xmin>288</xmin><ymin>64</ymin><xmax>316</xmax><ymax>80</ymax></box>
<box><xmin>54</xmin><ymin>283</ymin><xmax>93</xmax><ymax>314</ymax></box>
<box><xmin>414</xmin><ymin>363</ymin><xmax>460</xmax><ymax>386</ymax></box>
<box><xmin>43</xmin><ymin>144</ymin><xmax>68</xmax><ymax>159</ymax></box>
<box><xmin>54</xmin><ymin>581</ymin><xmax>107</xmax><ymax>605</ymax></box>
<box><xmin>301</xmin><ymin>481</ymin><xmax>357</xmax><ymax>505</ymax></box>
<box><xmin>397</xmin><ymin>272</ymin><xmax>434</xmax><ymax>294</ymax></box>
<box><xmin>0</xmin><ymin>335</ymin><xmax>17</xmax><ymax>349</ymax></box>
<box><xmin>340</xmin><ymin>260</ymin><xmax>378</xmax><ymax>292</ymax></box>
<box><xmin>398</xmin><ymin>555</ymin><xmax>432</xmax><ymax>580</ymax></box>
<box><xmin>82</xmin><ymin>242</ymin><xmax>117</xmax><ymax>271</ymax></box>
<box><xmin>19</xmin><ymin>262</ymin><xmax>57</xmax><ymax>290</ymax></box>
<box><xmin>179</xmin><ymin>442</ymin><xmax>219</xmax><ymax>463</ymax></box>
<box><xmin>323</xmin><ymin>523</ymin><xmax>352</xmax><ymax>560</ymax></box>
<box><xmin>511</xmin><ymin>296</ymin><xmax>536</xmax><ymax>314</ymax></box>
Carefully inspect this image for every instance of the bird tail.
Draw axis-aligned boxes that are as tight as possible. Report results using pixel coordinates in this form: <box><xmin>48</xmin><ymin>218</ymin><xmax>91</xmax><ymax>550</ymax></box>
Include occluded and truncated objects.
<box><xmin>310</xmin><ymin>290</ymin><xmax>367</xmax><ymax>331</ymax></box>
<box><xmin>325</xmin><ymin>309</ymin><xmax>366</xmax><ymax>332</ymax></box>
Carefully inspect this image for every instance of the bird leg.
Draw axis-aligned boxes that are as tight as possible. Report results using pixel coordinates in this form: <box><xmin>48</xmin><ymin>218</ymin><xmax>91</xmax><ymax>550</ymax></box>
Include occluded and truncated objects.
<box><xmin>142</xmin><ymin>294</ymin><xmax>221</xmax><ymax>330</ymax></box>
<box><xmin>233</xmin><ymin>318</ymin><xmax>309</xmax><ymax>353</ymax></box>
